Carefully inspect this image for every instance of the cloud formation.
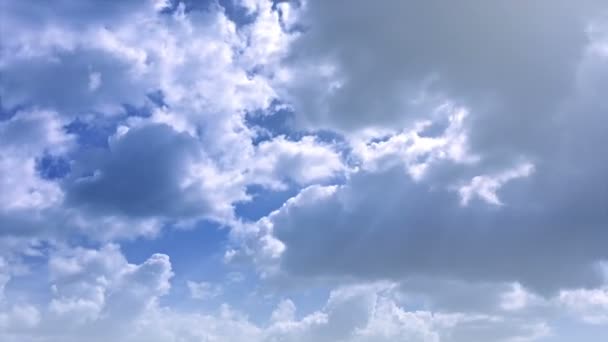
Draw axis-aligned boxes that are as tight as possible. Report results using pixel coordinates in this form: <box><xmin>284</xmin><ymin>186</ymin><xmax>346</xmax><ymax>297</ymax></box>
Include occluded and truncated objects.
<box><xmin>1</xmin><ymin>0</ymin><xmax>607</xmax><ymax>341</ymax></box>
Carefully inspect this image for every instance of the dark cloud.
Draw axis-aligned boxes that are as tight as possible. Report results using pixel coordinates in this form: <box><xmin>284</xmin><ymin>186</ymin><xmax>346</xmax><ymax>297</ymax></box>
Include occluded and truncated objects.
<box><xmin>0</xmin><ymin>0</ymin><xmax>158</xmax><ymax>29</ymax></box>
<box><xmin>280</xmin><ymin>0</ymin><xmax>605</xmax><ymax>160</ymax></box>
<box><xmin>65</xmin><ymin>124</ymin><xmax>216</xmax><ymax>218</ymax></box>
<box><xmin>0</xmin><ymin>50</ymin><xmax>150</xmax><ymax>116</ymax></box>
<box><xmin>237</xmin><ymin>0</ymin><xmax>608</xmax><ymax>297</ymax></box>
<box><xmin>269</xmin><ymin>164</ymin><xmax>607</xmax><ymax>294</ymax></box>
<box><xmin>1</xmin><ymin>1</ymin><xmax>608</xmax><ymax>340</ymax></box>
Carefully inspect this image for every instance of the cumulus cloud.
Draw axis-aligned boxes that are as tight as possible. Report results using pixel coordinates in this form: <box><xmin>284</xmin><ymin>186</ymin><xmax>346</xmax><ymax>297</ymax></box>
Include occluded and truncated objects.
<box><xmin>247</xmin><ymin>160</ymin><xmax>606</xmax><ymax>294</ymax></box>
<box><xmin>0</xmin><ymin>255</ymin><xmax>560</xmax><ymax>342</ymax></box>
<box><xmin>458</xmin><ymin>162</ymin><xmax>535</xmax><ymax>206</ymax></box>
<box><xmin>0</xmin><ymin>0</ymin><xmax>339</xmax><ymax>241</ymax></box>
<box><xmin>278</xmin><ymin>1</ymin><xmax>598</xmax><ymax>138</ymax></box>
<box><xmin>0</xmin><ymin>110</ymin><xmax>72</xmax><ymax>210</ymax></box>
<box><xmin>65</xmin><ymin>123</ymin><xmax>245</xmax><ymax>220</ymax></box>
<box><xmin>1</xmin><ymin>0</ymin><xmax>608</xmax><ymax>340</ymax></box>
<box><xmin>229</xmin><ymin>0</ymin><xmax>608</xmax><ymax>296</ymax></box>
<box><xmin>0</xmin><ymin>244</ymin><xmax>173</xmax><ymax>342</ymax></box>
<box><xmin>187</xmin><ymin>280</ymin><xmax>222</xmax><ymax>300</ymax></box>
<box><xmin>252</xmin><ymin>135</ymin><xmax>345</xmax><ymax>188</ymax></box>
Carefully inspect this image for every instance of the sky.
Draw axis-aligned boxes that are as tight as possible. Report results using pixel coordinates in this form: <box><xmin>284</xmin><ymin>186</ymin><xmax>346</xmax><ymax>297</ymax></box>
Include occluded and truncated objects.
<box><xmin>1</xmin><ymin>0</ymin><xmax>608</xmax><ymax>341</ymax></box>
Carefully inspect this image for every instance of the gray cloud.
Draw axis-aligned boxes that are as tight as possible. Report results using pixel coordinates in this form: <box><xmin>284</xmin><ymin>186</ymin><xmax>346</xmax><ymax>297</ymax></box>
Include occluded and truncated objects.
<box><xmin>279</xmin><ymin>0</ymin><xmax>605</xmax><ymax>162</ymax></box>
<box><xmin>2</xmin><ymin>0</ymin><xmax>608</xmax><ymax>340</ymax></box>
<box><xmin>236</xmin><ymin>0</ymin><xmax>608</xmax><ymax>298</ymax></box>
<box><xmin>65</xmin><ymin>124</ymin><xmax>218</xmax><ymax>218</ymax></box>
<box><xmin>265</xmin><ymin>162</ymin><xmax>607</xmax><ymax>294</ymax></box>
<box><xmin>1</xmin><ymin>50</ymin><xmax>150</xmax><ymax>115</ymax></box>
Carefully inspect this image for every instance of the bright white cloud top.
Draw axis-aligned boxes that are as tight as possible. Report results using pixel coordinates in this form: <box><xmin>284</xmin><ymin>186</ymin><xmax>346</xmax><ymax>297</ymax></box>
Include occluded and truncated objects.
<box><xmin>0</xmin><ymin>0</ymin><xmax>607</xmax><ymax>341</ymax></box>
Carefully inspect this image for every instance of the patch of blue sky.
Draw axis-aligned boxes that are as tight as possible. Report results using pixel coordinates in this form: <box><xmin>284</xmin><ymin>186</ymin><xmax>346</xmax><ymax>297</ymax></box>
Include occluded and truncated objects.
<box><xmin>279</xmin><ymin>285</ymin><xmax>330</xmax><ymax>321</ymax></box>
<box><xmin>418</xmin><ymin>117</ymin><xmax>451</xmax><ymax>138</ymax></box>
<box><xmin>36</xmin><ymin>153</ymin><xmax>71</xmax><ymax>180</ymax></box>
<box><xmin>64</xmin><ymin>116</ymin><xmax>117</xmax><ymax>148</ymax></box>
<box><xmin>0</xmin><ymin>97</ymin><xmax>26</xmax><ymax>121</ymax></box>
<box><xmin>4</xmin><ymin>259</ymin><xmax>54</xmax><ymax>309</ymax></box>
<box><xmin>246</xmin><ymin>105</ymin><xmax>295</xmax><ymax>145</ymax></box>
<box><xmin>233</xmin><ymin>279</ymin><xmax>332</xmax><ymax>325</ymax></box>
<box><xmin>115</xmin><ymin>185</ymin><xmax>332</xmax><ymax>316</ymax></box>
<box><xmin>3</xmin><ymin>240</ymin><xmax>55</xmax><ymax>308</ymax></box>
<box><xmin>246</xmin><ymin>101</ymin><xmax>347</xmax><ymax>145</ymax></box>
<box><xmin>146</xmin><ymin>89</ymin><xmax>167</xmax><ymax>108</ymax></box>
<box><xmin>63</xmin><ymin>91</ymin><xmax>165</xmax><ymax>148</ymax></box>
<box><xmin>163</xmin><ymin>0</ymin><xmax>256</xmax><ymax>27</ymax></box>
<box><xmin>235</xmin><ymin>184</ymin><xmax>300</xmax><ymax>221</ymax></box>
<box><xmin>121</xmin><ymin>103</ymin><xmax>153</xmax><ymax>119</ymax></box>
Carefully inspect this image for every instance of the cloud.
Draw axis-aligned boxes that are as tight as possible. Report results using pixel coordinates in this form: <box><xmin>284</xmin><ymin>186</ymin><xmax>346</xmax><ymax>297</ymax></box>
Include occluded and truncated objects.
<box><xmin>278</xmin><ymin>0</ymin><xmax>599</xmax><ymax>138</ymax></box>
<box><xmin>0</xmin><ymin>257</ymin><xmax>558</xmax><ymax>342</ymax></box>
<box><xmin>64</xmin><ymin>123</ymin><xmax>245</xmax><ymax>221</ymax></box>
<box><xmin>187</xmin><ymin>280</ymin><xmax>222</xmax><ymax>300</ymax></box>
<box><xmin>252</xmin><ymin>135</ymin><xmax>345</xmax><ymax>189</ymax></box>
<box><xmin>0</xmin><ymin>304</ymin><xmax>41</xmax><ymax>333</ymax></box>
<box><xmin>250</xmin><ymin>161</ymin><xmax>607</xmax><ymax>294</ymax></box>
<box><xmin>1</xmin><ymin>0</ymin><xmax>608</xmax><ymax>340</ymax></box>
<box><xmin>350</xmin><ymin>104</ymin><xmax>476</xmax><ymax>180</ymax></box>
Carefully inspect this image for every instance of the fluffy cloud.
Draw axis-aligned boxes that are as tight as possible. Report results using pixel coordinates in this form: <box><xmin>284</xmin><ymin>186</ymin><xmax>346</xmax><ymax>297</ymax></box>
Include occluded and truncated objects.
<box><xmin>0</xmin><ymin>251</ymin><xmax>560</xmax><ymax>342</ymax></box>
<box><xmin>65</xmin><ymin>123</ymin><xmax>246</xmax><ymax>221</ymax></box>
<box><xmin>0</xmin><ymin>244</ymin><xmax>173</xmax><ymax>342</ymax></box>
<box><xmin>0</xmin><ymin>110</ymin><xmax>72</xmax><ymax>211</ymax></box>
<box><xmin>2</xmin><ymin>0</ymin><xmax>608</xmax><ymax>340</ymax></box>
<box><xmin>0</xmin><ymin>0</ymin><xmax>340</xmax><ymax>242</ymax></box>
<box><xmin>230</xmin><ymin>0</ymin><xmax>608</xmax><ymax>295</ymax></box>
<box><xmin>252</xmin><ymin>135</ymin><xmax>345</xmax><ymax>189</ymax></box>
<box><xmin>252</xmin><ymin>162</ymin><xmax>606</xmax><ymax>293</ymax></box>
<box><xmin>187</xmin><ymin>280</ymin><xmax>222</xmax><ymax>300</ymax></box>
<box><xmin>278</xmin><ymin>1</ymin><xmax>598</xmax><ymax>137</ymax></box>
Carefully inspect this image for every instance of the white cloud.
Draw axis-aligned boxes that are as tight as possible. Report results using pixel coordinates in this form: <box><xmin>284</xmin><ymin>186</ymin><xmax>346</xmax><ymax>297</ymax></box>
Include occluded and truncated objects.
<box><xmin>261</xmin><ymin>283</ymin><xmax>551</xmax><ymax>342</ymax></box>
<box><xmin>458</xmin><ymin>163</ymin><xmax>535</xmax><ymax>206</ymax></box>
<box><xmin>187</xmin><ymin>280</ymin><xmax>222</xmax><ymax>300</ymax></box>
<box><xmin>499</xmin><ymin>283</ymin><xmax>542</xmax><ymax>312</ymax></box>
<box><xmin>1</xmin><ymin>1</ymin><xmax>608</xmax><ymax>341</ymax></box>
<box><xmin>351</xmin><ymin>104</ymin><xmax>477</xmax><ymax>180</ymax></box>
<box><xmin>560</xmin><ymin>288</ymin><xmax>608</xmax><ymax>324</ymax></box>
<box><xmin>241</xmin><ymin>159</ymin><xmax>607</xmax><ymax>294</ymax></box>
<box><xmin>270</xmin><ymin>298</ymin><xmax>297</xmax><ymax>323</ymax></box>
<box><xmin>0</xmin><ymin>304</ymin><xmax>41</xmax><ymax>331</ymax></box>
<box><xmin>0</xmin><ymin>244</ymin><xmax>605</xmax><ymax>342</ymax></box>
<box><xmin>252</xmin><ymin>135</ymin><xmax>345</xmax><ymax>189</ymax></box>
<box><xmin>0</xmin><ymin>0</ymin><xmax>338</xmax><ymax>248</ymax></box>
<box><xmin>0</xmin><ymin>110</ymin><xmax>73</xmax><ymax>210</ymax></box>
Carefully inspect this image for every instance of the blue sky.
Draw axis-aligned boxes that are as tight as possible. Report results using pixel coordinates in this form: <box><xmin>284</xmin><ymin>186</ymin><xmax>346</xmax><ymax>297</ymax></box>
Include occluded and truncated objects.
<box><xmin>1</xmin><ymin>0</ymin><xmax>608</xmax><ymax>341</ymax></box>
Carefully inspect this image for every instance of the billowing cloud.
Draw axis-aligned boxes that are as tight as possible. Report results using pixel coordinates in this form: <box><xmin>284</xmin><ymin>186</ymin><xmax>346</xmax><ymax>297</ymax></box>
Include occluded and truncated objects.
<box><xmin>1</xmin><ymin>0</ymin><xmax>608</xmax><ymax>340</ymax></box>
<box><xmin>0</xmin><ymin>246</ymin><xmax>566</xmax><ymax>342</ymax></box>
<box><xmin>65</xmin><ymin>123</ymin><xmax>244</xmax><ymax>220</ymax></box>
<box><xmin>234</xmin><ymin>0</ymin><xmax>608</xmax><ymax>295</ymax></box>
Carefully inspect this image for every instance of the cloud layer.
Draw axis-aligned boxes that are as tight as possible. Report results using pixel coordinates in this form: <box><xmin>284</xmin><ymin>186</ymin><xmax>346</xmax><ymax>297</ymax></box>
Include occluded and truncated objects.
<box><xmin>1</xmin><ymin>0</ymin><xmax>608</xmax><ymax>341</ymax></box>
